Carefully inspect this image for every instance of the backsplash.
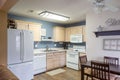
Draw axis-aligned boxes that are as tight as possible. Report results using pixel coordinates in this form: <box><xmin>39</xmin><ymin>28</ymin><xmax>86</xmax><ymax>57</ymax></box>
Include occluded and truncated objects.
<box><xmin>34</xmin><ymin>41</ymin><xmax>86</xmax><ymax>49</ymax></box>
<box><xmin>67</xmin><ymin>42</ymin><xmax>86</xmax><ymax>48</ymax></box>
<box><xmin>70</xmin><ymin>42</ymin><xmax>86</xmax><ymax>47</ymax></box>
<box><xmin>34</xmin><ymin>41</ymin><xmax>63</xmax><ymax>49</ymax></box>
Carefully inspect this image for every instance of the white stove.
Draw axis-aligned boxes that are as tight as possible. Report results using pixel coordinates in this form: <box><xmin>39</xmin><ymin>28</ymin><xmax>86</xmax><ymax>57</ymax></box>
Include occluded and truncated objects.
<box><xmin>73</xmin><ymin>46</ymin><xmax>86</xmax><ymax>52</ymax></box>
<box><xmin>66</xmin><ymin>46</ymin><xmax>86</xmax><ymax>70</ymax></box>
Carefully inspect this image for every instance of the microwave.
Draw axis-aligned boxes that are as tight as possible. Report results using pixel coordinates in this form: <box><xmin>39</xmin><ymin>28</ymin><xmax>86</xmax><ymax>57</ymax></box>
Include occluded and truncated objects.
<box><xmin>70</xmin><ymin>34</ymin><xmax>82</xmax><ymax>43</ymax></box>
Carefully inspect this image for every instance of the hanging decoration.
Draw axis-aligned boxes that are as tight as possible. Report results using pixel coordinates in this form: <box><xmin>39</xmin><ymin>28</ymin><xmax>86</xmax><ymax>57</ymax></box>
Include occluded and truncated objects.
<box><xmin>105</xmin><ymin>18</ymin><xmax>120</xmax><ymax>26</ymax></box>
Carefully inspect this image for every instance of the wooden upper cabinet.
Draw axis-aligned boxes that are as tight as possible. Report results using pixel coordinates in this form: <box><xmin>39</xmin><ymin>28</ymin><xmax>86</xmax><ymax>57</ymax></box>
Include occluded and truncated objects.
<box><xmin>65</xmin><ymin>28</ymin><xmax>71</xmax><ymax>42</ymax></box>
<box><xmin>15</xmin><ymin>20</ymin><xmax>42</xmax><ymax>41</ymax></box>
<box><xmin>65</xmin><ymin>26</ymin><xmax>84</xmax><ymax>42</ymax></box>
<box><xmin>70</xmin><ymin>26</ymin><xmax>83</xmax><ymax>35</ymax></box>
<box><xmin>54</xmin><ymin>26</ymin><xmax>65</xmax><ymax>42</ymax></box>
<box><xmin>15</xmin><ymin>20</ymin><xmax>29</xmax><ymax>30</ymax></box>
<box><xmin>29</xmin><ymin>23</ymin><xmax>41</xmax><ymax>41</ymax></box>
<box><xmin>82</xmin><ymin>26</ymin><xmax>86</xmax><ymax>42</ymax></box>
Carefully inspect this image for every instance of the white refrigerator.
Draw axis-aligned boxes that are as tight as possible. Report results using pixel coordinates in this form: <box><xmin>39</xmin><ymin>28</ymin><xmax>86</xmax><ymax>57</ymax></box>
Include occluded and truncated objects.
<box><xmin>7</xmin><ymin>29</ymin><xmax>34</xmax><ymax>80</ymax></box>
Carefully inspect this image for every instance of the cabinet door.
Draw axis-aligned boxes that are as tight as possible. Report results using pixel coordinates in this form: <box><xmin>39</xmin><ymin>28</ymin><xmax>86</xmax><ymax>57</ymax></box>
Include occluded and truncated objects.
<box><xmin>82</xmin><ymin>26</ymin><xmax>86</xmax><ymax>42</ymax></box>
<box><xmin>70</xmin><ymin>27</ymin><xmax>77</xmax><ymax>35</ymax></box>
<box><xmin>70</xmin><ymin>26</ymin><xmax>83</xmax><ymax>35</ymax></box>
<box><xmin>53</xmin><ymin>53</ymin><xmax>60</xmax><ymax>68</ymax></box>
<box><xmin>15</xmin><ymin>20</ymin><xmax>29</xmax><ymax>30</ymax></box>
<box><xmin>46</xmin><ymin>53</ymin><xmax>54</xmax><ymax>71</ymax></box>
<box><xmin>29</xmin><ymin>23</ymin><xmax>41</xmax><ymax>41</ymax></box>
<box><xmin>65</xmin><ymin>28</ymin><xmax>71</xmax><ymax>42</ymax></box>
<box><xmin>59</xmin><ymin>52</ymin><xmax>66</xmax><ymax>67</ymax></box>
<box><xmin>77</xmin><ymin>27</ymin><xmax>83</xmax><ymax>34</ymax></box>
<box><xmin>47</xmin><ymin>58</ymin><xmax>54</xmax><ymax>70</ymax></box>
<box><xmin>7</xmin><ymin>29</ymin><xmax>21</xmax><ymax>64</ymax></box>
<box><xmin>54</xmin><ymin>26</ymin><xmax>65</xmax><ymax>42</ymax></box>
<box><xmin>22</xmin><ymin>30</ymin><xmax>33</xmax><ymax>62</ymax></box>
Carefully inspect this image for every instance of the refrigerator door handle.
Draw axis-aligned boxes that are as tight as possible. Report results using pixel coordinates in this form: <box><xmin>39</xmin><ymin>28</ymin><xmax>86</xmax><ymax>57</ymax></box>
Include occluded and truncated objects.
<box><xmin>22</xmin><ymin>32</ymin><xmax>24</xmax><ymax>61</ymax></box>
<box><xmin>20</xmin><ymin>32</ymin><xmax>22</xmax><ymax>61</ymax></box>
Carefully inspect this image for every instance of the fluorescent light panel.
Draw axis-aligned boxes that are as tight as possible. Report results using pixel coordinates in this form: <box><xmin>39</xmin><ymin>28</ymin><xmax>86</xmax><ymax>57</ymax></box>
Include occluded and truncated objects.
<box><xmin>39</xmin><ymin>11</ymin><xmax>70</xmax><ymax>21</ymax></box>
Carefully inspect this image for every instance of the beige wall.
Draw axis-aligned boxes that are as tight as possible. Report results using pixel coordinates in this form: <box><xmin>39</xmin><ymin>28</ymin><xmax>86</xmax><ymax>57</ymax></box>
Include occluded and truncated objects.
<box><xmin>86</xmin><ymin>11</ymin><xmax>120</xmax><ymax>63</ymax></box>
<box><xmin>0</xmin><ymin>0</ymin><xmax>18</xmax><ymax>66</ymax></box>
<box><xmin>0</xmin><ymin>0</ymin><xmax>7</xmax><ymax>8</ymax></box>
<box><xmin>0</xmin><ymin>0</ymin><xmax>18</xmax><ymax>12</ymax></box>
<box><xmin>0</xmin><ymin>10</ymin><xmax>7</xmax><ymax>65</ymax></box>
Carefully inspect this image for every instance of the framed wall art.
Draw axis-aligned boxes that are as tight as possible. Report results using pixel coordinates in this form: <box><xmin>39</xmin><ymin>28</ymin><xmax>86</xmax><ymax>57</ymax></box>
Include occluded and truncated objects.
<box><xmin>103</xmin><ymin>39</ymin><xmax>120</xmax><ymax>51</ymax></box>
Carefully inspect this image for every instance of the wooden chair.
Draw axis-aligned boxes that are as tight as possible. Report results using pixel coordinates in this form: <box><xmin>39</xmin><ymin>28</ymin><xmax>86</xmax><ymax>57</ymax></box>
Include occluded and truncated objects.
<box><xmin>115</xmin><ymin>77</ymin><xmax>120</xmax><ymax>80</ymax></box>
<box><xmin>104</xmin><ymin>56</ymin><xmax>119</xmax><ymax>79</ymax></box>
<box><xmin>79</xmin><ymin>55</ymin><xmax>87</xmax><ymax>64</ymax></box>
<box><xmin>104</xmin><ymin>56</ymin><xmax>119</xmax><ymax>66</ymax></box>
<box><xmin>79</xmin><ymin>55</ymin><xmax>91</xmax><ymax>80</ymax></box>
<box><xmin>91</xmin><ymin>61</ymin><xmax>116</xmax><ymax>80</ymax></box>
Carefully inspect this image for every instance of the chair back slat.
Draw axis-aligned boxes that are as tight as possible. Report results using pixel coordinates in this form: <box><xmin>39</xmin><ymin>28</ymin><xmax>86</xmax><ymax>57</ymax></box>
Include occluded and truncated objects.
<box><xmin>91</xmin><ymin>61</ymin><xmax>110</xmax><ymax>80</ymax></box>
<box><xmin>79</xmin><ymin>55</ymin><xmax>87</xmax><ymax>64</ymax></box>
<box><xmin>104</xmin><ymin>56</ymin><xmax>119</xmax><ymax>65</ymax></box>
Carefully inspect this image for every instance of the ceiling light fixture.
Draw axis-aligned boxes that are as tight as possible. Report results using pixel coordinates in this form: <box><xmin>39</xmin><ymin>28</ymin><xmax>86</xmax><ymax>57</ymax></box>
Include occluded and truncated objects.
<box><xmin>93</xmin><ymin>0</ymin><xmax>105</xmax><ymax>13</ymax></box>
<box><xmin>89</xmin><ymin>0</ymin><xmax>119</xmax><ymax>14</ymax></box>
<box><xmin>39</xmin><ymin>11</ymin><xmax>70</xmax><ymax>21</ymax></box>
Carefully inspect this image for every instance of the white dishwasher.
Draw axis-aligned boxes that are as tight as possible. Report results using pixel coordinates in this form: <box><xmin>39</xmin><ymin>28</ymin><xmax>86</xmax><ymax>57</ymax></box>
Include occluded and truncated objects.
<box><xmin>34</xmin><ymin>54</ymin><xmax>46</xmax><ymax>75</ymax></box>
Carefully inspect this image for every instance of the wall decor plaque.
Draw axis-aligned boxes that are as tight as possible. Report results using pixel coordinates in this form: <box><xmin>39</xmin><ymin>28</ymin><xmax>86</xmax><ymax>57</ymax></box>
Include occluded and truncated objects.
<box><xmin>105</xmin><ymin>18</ymin><xmax>120</xmax><ymax>26</ymax></box>
<box><xmin>103</xmin><ymin>39</ymin><xmax>120</xmax><ymax>51</ymax></box>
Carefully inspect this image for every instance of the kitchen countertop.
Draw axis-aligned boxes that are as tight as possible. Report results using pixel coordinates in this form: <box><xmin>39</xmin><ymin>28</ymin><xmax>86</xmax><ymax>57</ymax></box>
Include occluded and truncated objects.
<box><xmin>34</xmin><ymin>48</ymin><xmax>86</xmax><ymax>56</ymax></box>
<box><xmin>34</xmin><ymin>48</ymin><xmax>69</xmax><ymax>55</ymax></box>
<box><xmin>34</xmin><ymin>53</ymin><xmax>46</xmax><ymax>56</ymax></box>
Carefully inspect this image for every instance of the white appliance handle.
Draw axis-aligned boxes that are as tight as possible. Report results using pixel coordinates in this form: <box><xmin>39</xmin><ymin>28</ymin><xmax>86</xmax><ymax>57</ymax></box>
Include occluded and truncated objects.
<box><xmin>20</xmin><ymin>32</ymin><xmax>22</xmax><ymax>61</ymax></box>
<box><xmin>22</xmin><ymin>31</ymin><xmax>24</xmax><ymax>61</ymax></box>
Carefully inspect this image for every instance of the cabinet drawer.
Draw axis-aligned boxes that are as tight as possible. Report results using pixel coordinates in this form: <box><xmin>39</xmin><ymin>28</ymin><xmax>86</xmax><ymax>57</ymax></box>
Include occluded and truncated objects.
<box><xmin>47</xmin><ymin>53</ymin><xmax>53</xmax><ymax>56</ymax></box>
<box><xmin>53</xmin><ymin>53</ymin><xmax>60</xmax><ymax>56</ymax></box>
<box><xmin>47</xmin><ymin>53</ymin><xmax>53</xmax><ymax>58</ymax></box>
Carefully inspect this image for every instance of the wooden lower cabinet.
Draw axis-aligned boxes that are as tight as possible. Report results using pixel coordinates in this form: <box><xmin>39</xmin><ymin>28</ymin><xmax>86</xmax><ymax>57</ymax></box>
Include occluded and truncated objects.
<box><xmin>46</xmin><ymin>59</ymin><xmax>54</xmax><ymax>70</ymax></box>
<box><xmin>46</xmin><ymin>51</ymin><xmax>66</xmax><ymax>71</ymax></box>
<box><xmin>59</xmin><ymin>52</ymin><xmax>66</xmax><ymax>67</ymax></box>
<box><xmin>46</xmin><ymin>53</ymin><xmax>54</xmax><ymax>70</ymax></box>
<box><xmin>54</xmin><ymin>53</ymin><xmax>60</xmax><ymax>68</ymax></box>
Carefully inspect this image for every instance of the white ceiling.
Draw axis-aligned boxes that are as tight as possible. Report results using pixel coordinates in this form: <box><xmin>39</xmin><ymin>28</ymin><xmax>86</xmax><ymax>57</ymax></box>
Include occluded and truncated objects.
<box><xmin>9</xmin><ymin>0</ymin><xmax>120</xmax><ymax>24</ymax></box>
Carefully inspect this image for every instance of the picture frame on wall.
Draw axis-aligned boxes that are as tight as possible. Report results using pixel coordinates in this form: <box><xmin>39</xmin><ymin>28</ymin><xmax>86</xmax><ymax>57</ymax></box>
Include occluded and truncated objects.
<box><xmin>103</xmin><ymin>39</ymin><xmax>120</xmax><ymax>51</ymax></box>
<box><xmin>103</xmin><ymin>39</ymin><xmax>111</xmax><ymax>50</ymax></box>
<box><xmin>117</xmin><ymin>40</ymin><xmax>120</xmax><ymax>50</ymax></box>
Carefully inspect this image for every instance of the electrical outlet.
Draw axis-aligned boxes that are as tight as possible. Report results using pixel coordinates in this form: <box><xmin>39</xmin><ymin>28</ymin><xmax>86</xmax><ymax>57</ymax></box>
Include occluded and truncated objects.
<box><xmin>54</xmin><ymin>44</ymin><xmax>56</xmax><ymax>46</ymax></box>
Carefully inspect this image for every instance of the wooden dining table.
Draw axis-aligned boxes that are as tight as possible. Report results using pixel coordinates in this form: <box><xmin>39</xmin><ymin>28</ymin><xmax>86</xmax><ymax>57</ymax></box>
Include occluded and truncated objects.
<box><xmin>81</xmin><ymin>61</ymin><xmax>120</xmax><ymax>80</ymax></box>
